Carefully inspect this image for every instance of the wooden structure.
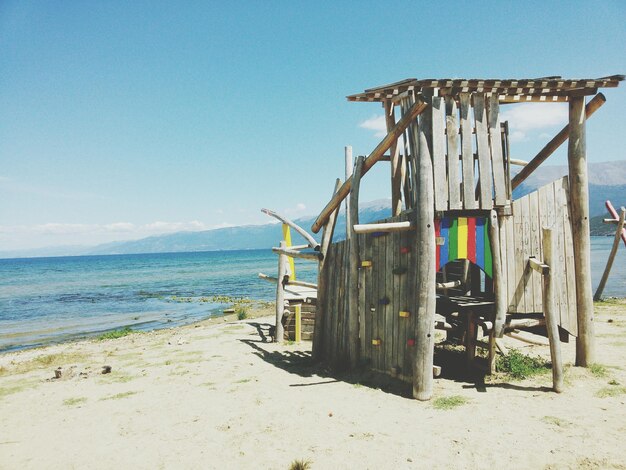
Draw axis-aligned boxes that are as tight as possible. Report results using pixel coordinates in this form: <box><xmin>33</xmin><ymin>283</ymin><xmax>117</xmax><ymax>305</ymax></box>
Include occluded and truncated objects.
<box><xmin>310</xmin><ymin>75</ymin><xmax>623</xmax><ymax>400</ymax></box>
<box><xmin>258</xmin><ymin>209</ymin><xmax>319</xmax><ymax>342</ymax></box>
<box><xmin>593</xmin><ymin>201</ymin><xmax>626</xmax><ymax>301</ymax></box>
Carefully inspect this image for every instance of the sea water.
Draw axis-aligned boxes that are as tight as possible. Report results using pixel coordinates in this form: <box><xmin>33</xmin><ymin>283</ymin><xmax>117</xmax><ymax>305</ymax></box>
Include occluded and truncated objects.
<box><xmin>0</xmin><ymin>239</ymin><xmax>624</xmax><ymax>352</ymax></box>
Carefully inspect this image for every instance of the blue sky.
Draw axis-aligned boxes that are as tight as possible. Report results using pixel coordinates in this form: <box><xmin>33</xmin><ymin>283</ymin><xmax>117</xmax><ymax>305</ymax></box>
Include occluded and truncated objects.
<box><xmin>1</xmin><ymin>1</ymin><xmax>625</xmax><ymax>250</ymax></box>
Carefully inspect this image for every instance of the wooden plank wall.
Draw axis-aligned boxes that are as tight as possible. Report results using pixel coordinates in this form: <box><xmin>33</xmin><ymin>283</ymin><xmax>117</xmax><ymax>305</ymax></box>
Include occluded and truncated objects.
<box><xmin>500</xmin><ymin>176</ymin><xmax>578</xmax><ymax>335</ymax></box>
<box><xmin>432</xmin><ymin>92</ymin><xmax>509</xmax><ymax>212</ymax></box>
<box><xmin>321</xmin><ymin>212</ymin><xmax>417</xmax><ymax>379</ymax></box>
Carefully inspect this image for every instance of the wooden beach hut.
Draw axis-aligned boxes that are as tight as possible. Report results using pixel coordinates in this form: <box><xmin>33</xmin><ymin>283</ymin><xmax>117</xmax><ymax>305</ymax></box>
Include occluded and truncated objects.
<box><xmin>308</xmin><ymin>75</ymin><xmax>624</xmax><ymax>400</ymax></box>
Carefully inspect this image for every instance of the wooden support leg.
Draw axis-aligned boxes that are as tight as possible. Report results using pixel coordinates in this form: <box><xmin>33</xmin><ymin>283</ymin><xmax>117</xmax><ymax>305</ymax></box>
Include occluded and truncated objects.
<box><xmin>543</xmin><ymin>228</ymin><xmax>564</xmax><ymax>392</ymax></box>
<box><xmin>466</xmin><ymin>311</ymin><xmax>477</xmax><ymax>368</ymax></box>
<box><xmin>488</xmin><ymin>330</ymin><xmax>497</xmax><ymax>375</ymax></box>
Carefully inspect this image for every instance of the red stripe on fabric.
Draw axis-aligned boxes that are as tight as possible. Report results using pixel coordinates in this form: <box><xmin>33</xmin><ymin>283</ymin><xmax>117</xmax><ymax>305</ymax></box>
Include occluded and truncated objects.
<box><xmin>467</xmin><ymin>217</ymin><xmax>476</xmax><ymax>263</ymax></box>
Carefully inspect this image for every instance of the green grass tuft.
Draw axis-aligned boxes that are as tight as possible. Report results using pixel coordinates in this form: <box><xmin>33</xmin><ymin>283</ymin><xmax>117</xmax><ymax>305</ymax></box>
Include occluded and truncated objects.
<box><xmin>595</xmin><ymin>386</ymin><xmax>626</xmax><ymax>398</ymax></box>
<box><xmin>97</xmin><ymin>327</ymin><xmax>135</xmax><ymax>341</ymax></box>
<box><xmin>236</xmin><ymin>306</ymin><xmax>248</xmax><ymax>321</ymax></box>
<box><xmin>63</xmin><ymin>397</ymin><xmax>87</xmax><ymax>406</ymax></box>
<box><xmin>589</xmin><ymin>363</ymin><xmax>608</xmax><ymax>377</ymax></box>
<box><xmin>289</xmin><ymin>459</ymin><xmax>312</xmax><ymax>470</ymax></box>
<box><xmin>432</xmin><ymin>395</ymin><xmax>468</xmax><ymax>410</ymax></box>
<box><xmin>496</xmin><ymin>349</ymin><xmax>550</xmax><ymax>380</ymax></box>
<box><xmin>101</xmin><ymin>391</ymin><xmax>138</xmax><ymax>401</ymax></box>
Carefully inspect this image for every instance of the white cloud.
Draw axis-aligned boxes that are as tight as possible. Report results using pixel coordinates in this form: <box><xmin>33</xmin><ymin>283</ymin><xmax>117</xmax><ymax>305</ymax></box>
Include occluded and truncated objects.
<box><xmin>359</xmin><ymin>114</ymin><xmax>387</xmax><ymax>138</ymax></box>
<box><xmin>500</xmin><ymin>103</ymin><xmax>567</xmax><ymax>142</ymax></box>
<box><xmin>283</xmin><ymin>202</ymin><xmax>307</xmax><ymax>216</ymax></box>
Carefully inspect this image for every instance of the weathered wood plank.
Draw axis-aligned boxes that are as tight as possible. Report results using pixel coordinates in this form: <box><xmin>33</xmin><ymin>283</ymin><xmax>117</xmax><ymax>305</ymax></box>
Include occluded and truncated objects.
<box><xmin>445</xmin><ymin>96</ymin><xmax>462</xmax><ymax>210</ymax></box>
<box><xmin>384</xmin><ymin>217</ymin><xmax>395</xmax><ymax>373</ymax></box>
<box><xmin>473</xmin><ymin>93</ymin><xmax>494</xmax><ymax>209</ymax></box>
<box><xmin>558</xmin><ymin>177</ymin><xmax>578</xmax><ymax>336</ymax></box>
<box><xmin>431</xmin><ymin>96</ymin><xmax>448</xmax><ymax>211</ymax></box>
<box><xmin>459</xmin><ymin>93</ymin><xmax>476</xmax><ymax>209</ymax></box>
<box><xmin>487</xmin><ymin>95</ymin><xmax>507</xmax><ymax>207</ymax></box>
<box><xmin>528</xmin><ymin>190</ymin><xmax>542</xmax><ymax>312</ymax></box>
<box><xmin>363</xmin><ymin>232</ymin><xmax>373</xmax><ymax>363</ymax></box>
<box><xmin>490</xmin><ymin>211</ymin><xmax>507</xmax><ymax>336</ymax></box>
<box><xmin>353</xmin><ymin>221</ymin><xmax>413</xmax><ymax>233</ymax></box>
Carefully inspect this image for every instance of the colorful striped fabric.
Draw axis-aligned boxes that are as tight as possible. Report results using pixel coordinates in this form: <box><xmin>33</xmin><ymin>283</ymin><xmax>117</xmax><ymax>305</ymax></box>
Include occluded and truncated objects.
<box><xmin>435</xmin><ymin>216</ymin><xmax>492</xmax><ymax>277</ymax></box>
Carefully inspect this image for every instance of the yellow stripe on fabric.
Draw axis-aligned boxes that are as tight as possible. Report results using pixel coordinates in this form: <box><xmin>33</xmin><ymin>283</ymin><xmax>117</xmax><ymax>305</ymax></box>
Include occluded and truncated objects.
<box><xmin>282</xmin><ymin>224</ymin><xmax>296</xmax><ymax>280</ymax></box>
<box><xmin>457</xmin><ymin>217</ymin><xmax>468</xmax><ymax>259</ymax></box>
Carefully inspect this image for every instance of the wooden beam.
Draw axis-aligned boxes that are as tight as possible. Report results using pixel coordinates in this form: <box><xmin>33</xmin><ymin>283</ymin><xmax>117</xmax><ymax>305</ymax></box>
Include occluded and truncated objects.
<box><xmin>272</xmin><ymin>247</ymin><xmax>322</xmax><ymax>261</ymax></box>
<box><xmin>353</xmin><ymin>221</ymin><xmax>413</xmax><ymax>234</ymax></box>
<box><xmin>261</xmin><ymin>208</ymin><xmax>320</xmax><ymax>251</ymax></box>
<box><xmin>605</xmin><ymin>200</ymin><xmax>626</xmax><ymax>247</ymax></box>
<box><xmin>511</xmin><ymin>93</ymin><xmax>606</xmax><ymax>190</ymax></box>
<box><xmin>311</xmin><ymin>97</ymin><xmax>427</xmax><ymax>233</ymax></box>
<box><xmin>509</xmin><ymin>158</ymin><xmax>528</xmax><ymax>166</ymax></box>
<box><xmin>490</xmin><ymin>210</ymin><xmax>507</xmax><ymax>337</ymax></box>
<box><xmin>528</xmin><ymin>257</ymin><xmax>550</xmax><ymax>275</ymax></box>
<box><xmin>568</xmin><ymin>96</ymin><xmax>594</xmax><ymax>366</ymax></box>
<box><xmin>385</xmin><ymin>101</ymin><xmax>403</xmax><ymax>216</ymax></box>
<box><xmin>258</xmin><ymin>273</ymin><xmax>318</xmax><ymax>289</ymax></box>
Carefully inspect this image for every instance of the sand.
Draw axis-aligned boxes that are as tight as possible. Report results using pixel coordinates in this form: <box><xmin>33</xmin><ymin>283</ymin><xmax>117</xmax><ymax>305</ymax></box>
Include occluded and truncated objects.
<box><xmin>1</xmin><ymin>301</ymin><xmax>625</xmax><ymax>470</ymax></box>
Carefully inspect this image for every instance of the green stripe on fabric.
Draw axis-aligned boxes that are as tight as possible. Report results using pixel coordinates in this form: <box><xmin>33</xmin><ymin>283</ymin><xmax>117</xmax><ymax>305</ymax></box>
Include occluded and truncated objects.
<box><xmin>448</xmin><ymin>218</ymin><xmax>458</xmax><ymax>261</ymax></box>
<box><xmin>484</xmin><ymin>217</ymin><xmax>492</xmax><ymax>277</ymax></box>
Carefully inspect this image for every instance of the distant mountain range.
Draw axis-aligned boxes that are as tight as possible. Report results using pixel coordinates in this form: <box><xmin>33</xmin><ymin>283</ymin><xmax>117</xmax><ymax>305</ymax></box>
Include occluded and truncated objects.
<box><xmin>2</xmin><ymin>161</ymin><xmax>624</xmax><ymax>259</ymax></box>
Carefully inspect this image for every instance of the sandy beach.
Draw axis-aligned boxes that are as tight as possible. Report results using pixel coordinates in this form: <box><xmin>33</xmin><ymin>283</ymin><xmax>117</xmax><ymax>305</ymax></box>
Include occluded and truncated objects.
<box><xmin>1</xmin><ymin>300</ymin><xmax>625</xmax><ymax>470</ymax></box>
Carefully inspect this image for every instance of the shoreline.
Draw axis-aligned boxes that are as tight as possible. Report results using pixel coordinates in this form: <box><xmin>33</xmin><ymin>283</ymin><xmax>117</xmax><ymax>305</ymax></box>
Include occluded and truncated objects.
<box><xmin>1</xmin><ymin>300</ymin><xmax>626</xmax><ymax>468</ymax></box>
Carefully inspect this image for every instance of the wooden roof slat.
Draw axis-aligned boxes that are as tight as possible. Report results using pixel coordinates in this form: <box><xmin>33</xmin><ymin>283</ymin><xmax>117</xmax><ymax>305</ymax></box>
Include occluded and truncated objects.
<box><xmin>347</xmin><ymin>75</ymin><xmax>624</xmax><ymax>102</ymax></box>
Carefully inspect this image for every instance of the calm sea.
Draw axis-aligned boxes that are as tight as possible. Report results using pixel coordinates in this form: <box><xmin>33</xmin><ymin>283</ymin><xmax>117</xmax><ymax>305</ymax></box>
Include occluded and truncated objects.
<box><xmin>1</xmin><ymin>238</ymin><xmax>624</xmax><ymax>352</ymax></box>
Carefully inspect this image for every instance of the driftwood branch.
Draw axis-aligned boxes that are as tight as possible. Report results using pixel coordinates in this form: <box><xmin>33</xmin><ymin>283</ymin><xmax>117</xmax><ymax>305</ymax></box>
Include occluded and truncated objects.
<box><xmin>258</xmin><ymin>273</ymin><xmax>317</xmax><ymax>289</ymax></box>
<box><xmin>272</xmin><ymin>247</ymin><xmax>322</xmax><ymax>261</ymax></box>
<box><xmin>261</xmin><ymin>208</ymin><xmax>320</xmax><ymax>251</ymax></box>
<box><xmin>353</xmin><ymin>221</ymin><xmax>414</xmax><ymax>234</ymax></box>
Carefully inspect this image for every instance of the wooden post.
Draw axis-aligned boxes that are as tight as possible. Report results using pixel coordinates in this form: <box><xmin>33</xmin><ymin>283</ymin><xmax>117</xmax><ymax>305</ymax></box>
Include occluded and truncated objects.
<box><xmin>410</xmin><ymin>91</ymin><xmax>436</xmax><ymax>401</ymax></box>
<box><xmin>385</xmin><ymin>100</ymin><xmax>403</xmax><ymax>216</ymax></box>
<box><xmin>347</xmin><ymin>156</ymin><xmax>364</xmax><ymax>368</ymax></box>
<box><xmin>567</xmin><ymin>96</ymin><xmax>594</xmax><ymax>366</ymax></box>
<box><xmin>594</xmin><ymin>207</ymin><xmax>626</xmax><ymax>300</ymax></box>
<box><xmin>489</xmin><ymin>210</ymin><xmax>506</xmax><ymax>337</ymax></box>
<box><xmin>295</xmin><ymin>304</ymin><xmax>302</xmax><ymax>343</ymax></box>
<box><xmin>542</xmin><ymin>228</ymin><xmax>564</xmax><ymax>393</ymax></box>
<box><xmin>275</xmin><ymin>240</ymin><xmax>287</xmax><ymax>343</ymax></box>
<box><xmin>312</xmin><ymin>179</ymin><xmax>342</xmax><ymax>360</ymax></box>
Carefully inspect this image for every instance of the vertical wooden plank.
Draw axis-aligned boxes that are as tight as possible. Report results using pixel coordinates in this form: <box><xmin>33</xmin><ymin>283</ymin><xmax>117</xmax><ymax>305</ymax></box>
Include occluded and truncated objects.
<box><xmin>431</xmin><ymin>96</ymin><xmax>447</xmax><ymax>211</ymax></box>
<box><xmin>358</xmin><ymin>232</ymin><xmax>366</xmax><ymax>359</ymax></box>
<box><xmin>504</xmin><ymin>213</ymin><xmax>516</xmax><ymax>313</ymax></box>
<box><xmin>459</xmin><ymin>93</ymin><xmax>476</xmax><ymax>209</ymax></box>
<box><xmin>445</xmin><ymin>96</ymin><xmax>462</xmax><ymax>210</ymax></box>
<box><xmin>512</xmin><ymin>198</ymin><xmax>526</xmax><ymax>312</ymax></box>
<box><xmin>371</xmin><ymin>232</ymin><xmax>380</xmax><ymax>371</ymax></box>
<box><xmin>385</xmin><ymin>222</ymin><xmax>395</xmax><ymax>373</ymax></box>
<box><xmin>558</xmin><ymin>177</ymin><xmax>578</xmax><ymax>336</ymax></box>
<box><xmin>528</xmin><ymin>190</ymin><xmax>542</xmax><ymax>312</ymax></box>
<box><xmin>552</xmin><ymin>181</ymin><xmax>568</xmax><ymax>331</ymax></box>
<box><xmin>397</xmin><ymin>215</ymin><xmax>408</xmax><ymax>376</ymax></box>
<box><xmin>385</xmin><ymin>101</ymin><xmax>403</xmax><ymax>216</ymax></box>
<box><xmin>401</xmin><ymin>97</ymin><xmax>415</xmax><ymax>210</ymax></box>
<box><xmin>521</xmin><ymin>195</ymin><xmax>533</xmax><ymax>311</ymax></box>
<box><xmin>567</xmin><ymin>96</ymin><xmax>594</xmax><ymax>366</ymax></box>
<box><xmin>498</xmin><ymin>214</ymin><xmax>509</xmax><ymax>314</ymax></box>
<box><xmin>473</xmin><ymin>93</ymin><xmax>494</xmax><ymax>209</ymax></box>
<box><xmin>487</xmin><ymin>94</ymin><xmax>507</xmax><ymax>206</ymax></box>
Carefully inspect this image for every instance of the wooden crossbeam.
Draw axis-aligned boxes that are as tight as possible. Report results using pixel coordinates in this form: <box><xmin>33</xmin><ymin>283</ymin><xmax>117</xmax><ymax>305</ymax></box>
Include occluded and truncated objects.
<box><xmin>311</xmin><ymin>97</ymin><xmax>427</xmax><ymax>233</ymax></box>
<box><xmin>272</xmin><ymin>247</ymin><xmax>322</xmax><ymax>261</ymax></box>
<box><xmin>511</xmin><ymin>93</ymin><xmax>606</xmax><ymax>190</ymax></box>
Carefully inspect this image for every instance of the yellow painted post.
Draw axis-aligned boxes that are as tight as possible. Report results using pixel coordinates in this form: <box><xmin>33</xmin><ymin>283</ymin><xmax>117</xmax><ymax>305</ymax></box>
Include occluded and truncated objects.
<box><xmin>295</xmin><ymin>304</ymin><xmax>302</xmax><ymax>342</ymax></box>
<box><xmin>282</xmin><ymin>224</ymin><xmax>296</xmax><ymax>280</ymax></box>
